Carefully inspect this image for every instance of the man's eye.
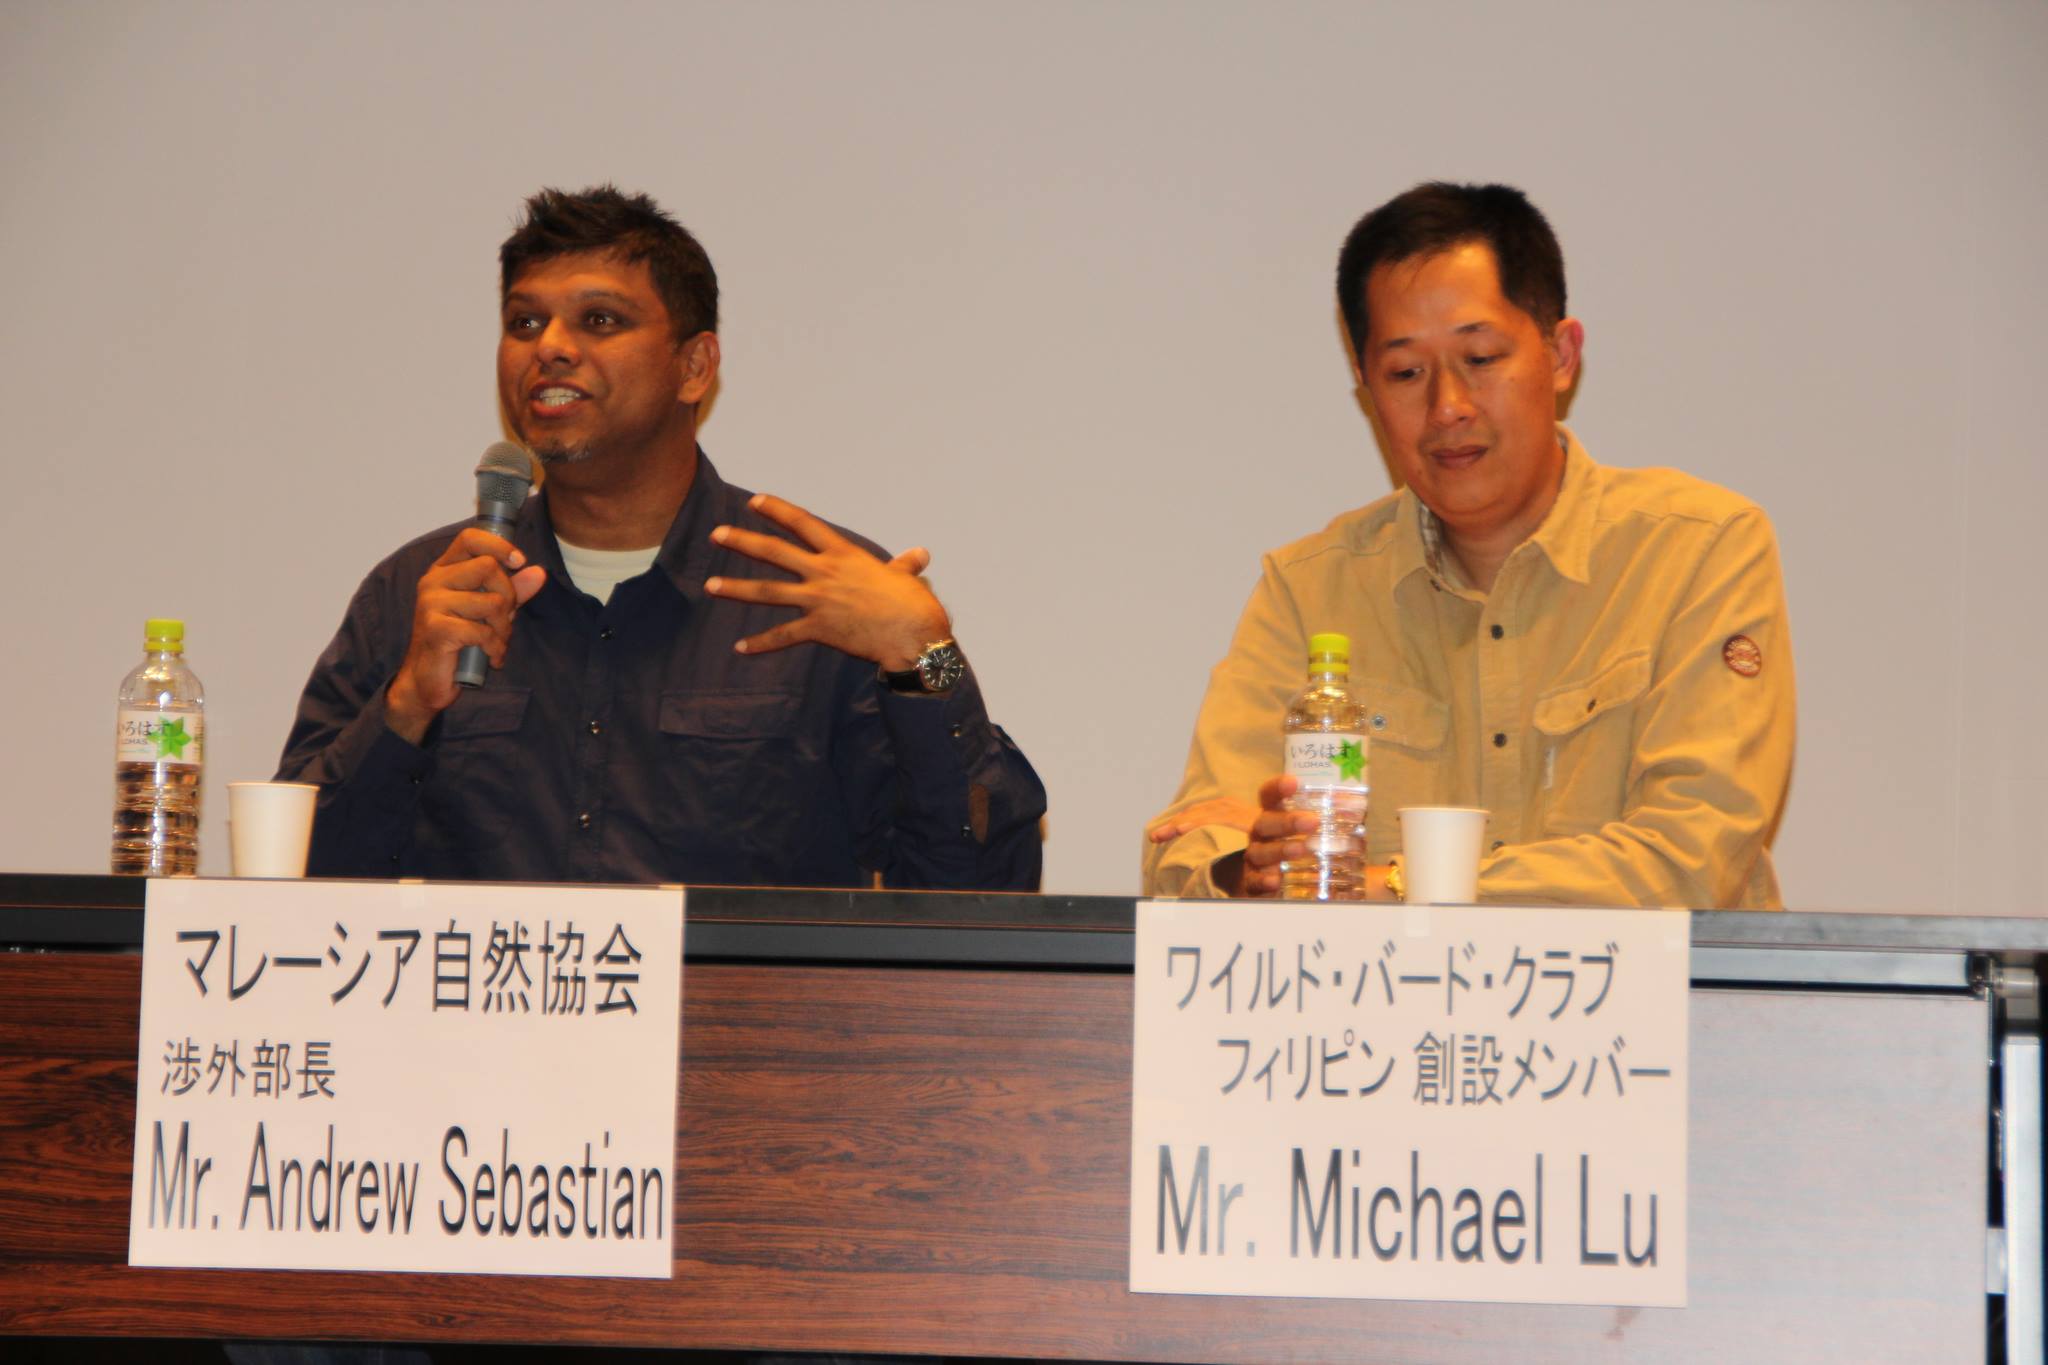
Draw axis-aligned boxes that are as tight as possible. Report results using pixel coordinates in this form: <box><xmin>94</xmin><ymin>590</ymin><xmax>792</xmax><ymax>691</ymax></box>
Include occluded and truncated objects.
<box><xmin>506</xmin><ymin>316</ymin><xmax>541</xmax><ymax>334</ymax></box>
<box><xmin>1387</xmin><ymin>367</ymin><xmax>1422</xmax><ymax>383</ymax></box>
<box><xmin>1469</xmin><ymin>353</ymin><xmax>1503</xmax><ymax>367</ymax></box>
<box><xmin>586</xmin><ymin>311</ymin><xmax>620</xmax><ymax>328</ymax></box>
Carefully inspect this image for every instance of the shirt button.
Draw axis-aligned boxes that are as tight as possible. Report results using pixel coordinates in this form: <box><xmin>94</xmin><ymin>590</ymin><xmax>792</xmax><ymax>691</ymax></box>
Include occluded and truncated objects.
<box><xmin>599</xmin><ymin>627</ymin><xmax>616</xmax><ymax>641</ymax></box>
<box><xmin>587</xmin><ymin>720</ymin><xmax>603</xmax><ymax>735</ymax></box>
<box><xmin>1493</xmin><ymin>732</ymin><xmax>1507</xmax><ymax>748</ymax></box>
<box><xmin>1491</xmin><ymin>840</ymin><xmax>1504</xmax><ymax>852</ymax></box>
<box><xmin>577</xmin><ymin>812</ymin><xmax>592</xmax><ymax>830</ymax></box>
<box><xmin>960</xmin><ymin>825</ymin><xmax>974</xmax><ymax>840</ymax></box>
<box><xmin>1490</xmin><ymin>624</ymin><xmax>1504</xmax><ymax>640</ymax></box>
<box><xmin>949</xmin><ymin>723</ymin><xmax>963</xmax><ymax>739</ymax></box>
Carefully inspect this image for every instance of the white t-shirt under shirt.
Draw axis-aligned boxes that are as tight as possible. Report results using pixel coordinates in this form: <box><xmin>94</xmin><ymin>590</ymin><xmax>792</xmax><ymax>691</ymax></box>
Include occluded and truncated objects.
<box><xmin>555</xmin><ymin>538</ymin><xmax>660</xmax><ymax>605</ymax></box>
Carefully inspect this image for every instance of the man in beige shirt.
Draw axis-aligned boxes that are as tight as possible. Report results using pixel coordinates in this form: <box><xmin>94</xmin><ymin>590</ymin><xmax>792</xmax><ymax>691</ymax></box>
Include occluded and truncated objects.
<box><xmin>1144</xmin><ymin>183</ymin><xmax>1793</xmax><ymax>909</ymax></box>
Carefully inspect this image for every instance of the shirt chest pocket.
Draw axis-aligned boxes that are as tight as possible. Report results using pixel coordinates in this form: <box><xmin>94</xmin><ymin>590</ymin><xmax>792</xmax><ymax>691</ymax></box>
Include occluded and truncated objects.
<box><xmin>1530</xmin><ymin>650</ymin><xmax>1652</xmax><ymax>836</ymax></box>
<box><xmin>653</xmin><ymin>690</ymin><xmax>806</xmax><ymax>850</ymax></box>
<box><xmin>424</xmin><ymin>687</ymin><xmax>533</xmax><ymax>850</ymax></box>
<box><xmin>1359</xmin><ymin>680</ymin><xmax>1450</xmax><ymax>861</ymax></box>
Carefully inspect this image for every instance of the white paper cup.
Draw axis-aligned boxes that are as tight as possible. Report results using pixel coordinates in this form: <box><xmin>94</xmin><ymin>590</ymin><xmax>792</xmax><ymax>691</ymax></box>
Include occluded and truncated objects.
<box><xmin>1397</xmin><ymin>806</ymin><xmax>1490</xmax><ymax>904</ymax></box>
<box><xmin>228</xmin><ymin>781</ymin><xmax>319</xmax><ymax>878</ymax></box>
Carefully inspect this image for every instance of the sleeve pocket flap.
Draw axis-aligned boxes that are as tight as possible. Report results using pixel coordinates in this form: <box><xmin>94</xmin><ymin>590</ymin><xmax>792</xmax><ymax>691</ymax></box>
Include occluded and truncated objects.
<box><xmin>1532</xmin><ymin>652</ymin><xmax>1652</xmax><ymax>736</ymax></box>
<box><xmin>660</xmin><ymin>691</ymin><xmax>801</xmax><ymax>738</ymax></box>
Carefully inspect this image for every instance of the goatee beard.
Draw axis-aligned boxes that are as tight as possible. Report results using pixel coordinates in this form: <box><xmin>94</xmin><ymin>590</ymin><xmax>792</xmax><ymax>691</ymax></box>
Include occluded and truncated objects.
<box><xmin>533</xmin><ymin>439</ymin><xmax>597</xmax><ymax>467</ymax></box>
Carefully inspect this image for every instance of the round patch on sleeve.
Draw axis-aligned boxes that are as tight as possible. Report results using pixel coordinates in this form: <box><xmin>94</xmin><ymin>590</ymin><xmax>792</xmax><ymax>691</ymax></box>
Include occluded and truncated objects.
<box><xmin>1722</xmin><ymin>634</ymin><xmax>1763</xmax><ymax>677</ymax></box>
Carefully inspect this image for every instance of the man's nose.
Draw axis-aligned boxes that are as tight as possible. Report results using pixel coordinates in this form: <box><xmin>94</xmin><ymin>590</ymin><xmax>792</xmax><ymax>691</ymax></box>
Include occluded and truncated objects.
<box><xmin>1428</xmin><ymin>366</ymin><xmax>1475</xmax><ymax>425</ymax></box>
<box><xmin>537</xmin><ymin>318</ymin><xmax>580</xmax><ymax>367</ymax></box>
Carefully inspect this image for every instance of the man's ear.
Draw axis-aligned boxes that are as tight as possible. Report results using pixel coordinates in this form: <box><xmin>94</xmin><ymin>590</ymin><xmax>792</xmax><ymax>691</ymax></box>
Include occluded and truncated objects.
<box><xmin>1549</xmin><ymin>317</ymin><xmax>1585</xmax><ymax>394</ymax></box>
<box><xmin>677</xmin><ymin>331</ymin><xmax>720</xmax><ymax>405</ymax></box>
<box><xmin>1348</xmin><ymin>344</ymin><xmax>1379</xmax><ymax>415</ymax></box>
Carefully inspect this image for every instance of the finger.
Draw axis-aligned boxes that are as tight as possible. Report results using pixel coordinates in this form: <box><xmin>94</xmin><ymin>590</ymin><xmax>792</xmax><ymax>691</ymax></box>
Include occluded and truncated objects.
<box><xmin>435</xmin><ymin>528</ymin><xmax>526</xmax><ymax>571</ymax></box>
<box><xmin>703</xmin><ymin>574</ymin><xmax>807</xmax><ymax>607</ymax></box>
<box><xmin>425</xmin><ymin>553</ymin><xmax>519</xmax><ymax>597</ymax></box>
<box><xmin>711</xmin><ymin>524</ymin><xmax>812</xmax><ymax>575</ymax></box>
<box><xmin>1244</xmin><ymin>842</ymin><xmax>1297</xmax><ymax>871</ymax></box>
<box><xmin>1150</xmin><ymin>799</ymin><xmax>1253</xmax><ymax>842</ymax></box>
<box><xmin>1251</xmin><ymin>808</ymin><xmax>1315</xmax><ymax>841</ymax></box>
<box><xmin>1243</xmin><ymin>837</ymin><xmax>1281</xmax><ymax>868</ymax></box>
<box><xmin>422</xmin><ymin>608</ymin><xmax>514</xmax><ymax>663</ymax></box>
<box><xmin>417</xmin><ymin>613</ymin><xmax>502</xmax><ymax>661</ymax></box>
<box><xmin>1244</xmin><ymin>828</ymin><xmax>1310</xmax><ymax>864</ymax></box>
<box><xmin>1257</xmin><ymin>774</ymin><xmax>1299</xmax><ymax>811</ymax></box>
<box><xmin>889</xmin><ymin>546</ymin><xmax>932</xmax><ymax>576</ymax></box>
<box><xmin>423</xmin><ymin>562</ymin><xmax>519</xmax><ymax>615</ymax></box>
<box><xmin>421</xmin><ymin>589</ymin><xmax>515</xmax><ymax>633</ymax></box>
<box><xmin>1250</xmin><ymin>821</ymin><xmax>1319</xmax><ymax>853</ymax></box>
<box><xmin>747</xmin><ymin>493</ymin><xmax>847</xmax><ymax>552</ymax></box>
<box><xmin>1146</xmin><ymin>816</ymin><xmax>1195</xmax><ymax>843</ymax></box>
<box><xmin>510</xmin><ymin>565</ymin><xmax>548</xmax><ymax>606</ymax></box>
<box><xmin>732</xmin><ymin>619</ymin><xmax>816</xmax><ymax>656</ymax></box>
<box><xmin>425</xmin><ymin>566</ymin><xmax>521</xmax><ymax>631</ymax></box>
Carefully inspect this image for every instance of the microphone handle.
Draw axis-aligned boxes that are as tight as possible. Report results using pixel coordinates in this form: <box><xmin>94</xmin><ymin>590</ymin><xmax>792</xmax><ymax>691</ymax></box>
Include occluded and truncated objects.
<box><xmin>452</xmin><ymin>508</ymin><xmax>524</xmax><ymax>690</ymax></box>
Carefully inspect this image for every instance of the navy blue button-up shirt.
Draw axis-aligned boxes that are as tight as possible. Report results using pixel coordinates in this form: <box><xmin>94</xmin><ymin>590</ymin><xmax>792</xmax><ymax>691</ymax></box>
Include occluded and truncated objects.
<box><xmin>276</xmin><ymin>452</ymin><xmax>1045</xmax><ymax>889</ymax></box>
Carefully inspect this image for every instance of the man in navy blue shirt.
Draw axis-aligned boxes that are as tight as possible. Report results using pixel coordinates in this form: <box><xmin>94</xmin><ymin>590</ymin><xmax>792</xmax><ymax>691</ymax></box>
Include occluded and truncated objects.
<box><xmin>278</xmin><ymin>186</ymin><xmax>1044</xmax><ymax>888</ymax></box>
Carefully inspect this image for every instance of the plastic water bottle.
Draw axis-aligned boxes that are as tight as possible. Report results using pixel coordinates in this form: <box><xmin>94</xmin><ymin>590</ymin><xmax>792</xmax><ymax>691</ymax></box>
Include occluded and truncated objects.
<box><xmin>111</xmin><ymin>618</ymin><xmax>205</xmax><ymax>876</ymax></box>
<box><xmin>1280</xmin><ymin>631</ymin><xmax>1368</xmax><ymax>900</ymax></box>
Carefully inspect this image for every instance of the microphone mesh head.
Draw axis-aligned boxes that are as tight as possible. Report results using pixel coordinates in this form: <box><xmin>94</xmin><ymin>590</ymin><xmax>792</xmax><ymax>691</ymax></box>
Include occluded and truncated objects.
<box><xmin>474</xmin><ymin>442</ymin><xmax>535</xmax><ymax>506</ymax></box>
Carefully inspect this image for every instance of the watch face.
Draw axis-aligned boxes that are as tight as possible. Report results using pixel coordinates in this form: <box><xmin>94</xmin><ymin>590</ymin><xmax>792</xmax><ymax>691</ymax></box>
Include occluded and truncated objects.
<box><xmin>918</xmin><ymin>643</ymin><xmax>965</xmax><ymax>692</ymax></box>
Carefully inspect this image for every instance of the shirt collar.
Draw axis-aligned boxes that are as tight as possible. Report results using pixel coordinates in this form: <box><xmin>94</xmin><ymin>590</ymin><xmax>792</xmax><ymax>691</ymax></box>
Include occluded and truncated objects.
<box><xmin>514</xmin><ymin>446</ymin><xmax>730</xmax><ymax>606</ymax></box>
<box><xmin>1394</xmin><ymin>424</ymin><xmax>1597</xmax><ymax>592</ymax></box>
<box><xmin>1391</xmin><ymin>485</ymin><xmax>1446</xmax><ymax>592</ymax></box>
<box><xmin>1527</xmin><ymin>427</ymin><xmax>1596</xmax><ymax>585</ymax></box>
<box><xmin>653</xmin><ymin>447</ymin><xmax>729</xmax><ymax>600</ymax></box>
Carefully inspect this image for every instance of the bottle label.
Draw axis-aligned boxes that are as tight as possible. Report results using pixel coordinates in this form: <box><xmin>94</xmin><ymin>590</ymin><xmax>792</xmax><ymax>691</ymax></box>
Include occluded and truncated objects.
<box><xmin>117</xmin><ymin>709</ymin><xmax>203</xmax><ymax>767</ymax></box>
<box><xmin>1285</xmin><ymin>732</ymin><xmax>1368</xmax><ymax>788</ymax></box>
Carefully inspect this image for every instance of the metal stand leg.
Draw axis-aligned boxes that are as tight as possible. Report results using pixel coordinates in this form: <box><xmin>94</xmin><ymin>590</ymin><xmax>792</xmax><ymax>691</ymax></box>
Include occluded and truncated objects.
<box><xmin>1995</xmin><ymin>964</ymin><xmax>2043</xmax><ymax>1363</ymax></box>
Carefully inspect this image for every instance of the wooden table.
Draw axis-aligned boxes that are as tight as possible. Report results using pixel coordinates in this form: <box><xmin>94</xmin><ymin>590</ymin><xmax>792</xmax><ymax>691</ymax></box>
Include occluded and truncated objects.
<box><xmin>2</xmin><ymin>876</ymin><xmax>2039</xmax><ymax>1362</ymax></box>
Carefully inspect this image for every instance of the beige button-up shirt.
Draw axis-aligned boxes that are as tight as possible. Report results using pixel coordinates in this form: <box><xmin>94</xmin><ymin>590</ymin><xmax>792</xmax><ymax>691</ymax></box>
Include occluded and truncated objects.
<box><xmin>1144</xmin><ymin>430</ymin><xmax>1794</xmax><ymax>909</ymax></box>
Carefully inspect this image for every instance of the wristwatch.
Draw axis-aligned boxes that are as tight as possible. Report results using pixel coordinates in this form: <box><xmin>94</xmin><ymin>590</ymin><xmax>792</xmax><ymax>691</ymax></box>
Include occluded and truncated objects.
<box><xmin>881</xmin><ymin>637</ymin><xmax>965</xmax><ymax>695</ymax></box>
<box><xmin>1384</xmin><ymin>856</ymin><xmax>1406</xmax><ymax>902</ymax></box>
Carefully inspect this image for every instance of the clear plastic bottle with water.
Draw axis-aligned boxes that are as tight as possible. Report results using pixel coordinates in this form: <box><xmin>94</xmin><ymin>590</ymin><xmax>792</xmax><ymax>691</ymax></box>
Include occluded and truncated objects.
<box><xmin>111</xmin><ymin>618</ymin><xmax>205</xmax><ymax>876</ymax></box>
<box><xmin>1280</xmin><ymin>631</ymin><xmax>1369</xmax><ymax>900</ymax></box>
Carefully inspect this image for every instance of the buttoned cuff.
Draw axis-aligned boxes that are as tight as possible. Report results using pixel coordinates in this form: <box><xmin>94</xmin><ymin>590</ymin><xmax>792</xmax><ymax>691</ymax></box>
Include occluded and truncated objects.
<box><xmin>874</xmin><ymin>661</ymin><xmax>997</xmax><ymax>769</ymax></box>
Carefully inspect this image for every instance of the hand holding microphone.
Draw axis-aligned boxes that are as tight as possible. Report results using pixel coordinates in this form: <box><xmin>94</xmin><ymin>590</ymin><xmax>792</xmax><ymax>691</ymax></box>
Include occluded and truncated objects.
<box><xmin>453</xmin><ymin>444</ymin><xmax>540</xmax><ymax>688</ymax></box>
<box><xmin>384</xmin><ymin>444</ymin><xmax>545</xmax><ymax>746</ymax></box>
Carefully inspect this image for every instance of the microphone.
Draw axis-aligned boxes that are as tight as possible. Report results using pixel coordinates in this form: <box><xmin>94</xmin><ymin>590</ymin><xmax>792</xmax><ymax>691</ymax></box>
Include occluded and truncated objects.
<box><xmin>454</xmin><ymin>442</ymin><xmax>537</xmax><ymax>690</ymax></box>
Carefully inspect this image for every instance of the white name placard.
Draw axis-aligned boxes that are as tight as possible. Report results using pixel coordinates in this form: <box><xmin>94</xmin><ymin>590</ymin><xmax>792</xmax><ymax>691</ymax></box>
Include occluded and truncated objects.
<box><xmin>129</xmin><ymin>878</ymin><xmax>683</xmax><ymax>1278</ymax></box>
<box><xmin>1130</xmin><ymin>903</ymin><xmax>1689</xmax><ymax>1307</ymax></box>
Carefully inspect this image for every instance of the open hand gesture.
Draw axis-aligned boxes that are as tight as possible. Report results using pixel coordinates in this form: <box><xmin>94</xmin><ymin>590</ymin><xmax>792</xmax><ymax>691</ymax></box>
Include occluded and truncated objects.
<box><xmin>705</xmin><ymin>493</ymin><xmax>951</xmax><ymax>670</ymax></box>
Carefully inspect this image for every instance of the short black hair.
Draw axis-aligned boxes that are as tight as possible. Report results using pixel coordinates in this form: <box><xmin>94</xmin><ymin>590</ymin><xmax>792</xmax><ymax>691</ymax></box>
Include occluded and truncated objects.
<box><xmin>1336</xmin><ymin>182</ymin><xmax>1566</xmax><ymax>356</ymax></box>
<box><xmin>499</xmin><ymin>185</ymin><xmax>718</xmax><ymax>340</ymax></box>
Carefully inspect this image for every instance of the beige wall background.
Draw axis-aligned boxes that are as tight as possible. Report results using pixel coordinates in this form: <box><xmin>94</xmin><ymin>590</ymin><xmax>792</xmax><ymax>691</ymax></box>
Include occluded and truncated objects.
<box><xmin>3</xmin><ymin>1</ymin><xmax>2043</xmax><ymax>909</ymax></box>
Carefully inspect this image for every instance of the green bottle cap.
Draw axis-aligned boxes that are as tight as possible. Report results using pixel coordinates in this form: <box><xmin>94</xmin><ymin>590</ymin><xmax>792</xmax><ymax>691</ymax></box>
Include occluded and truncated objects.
<box><xmin>144</xmin><ymin>619</ymin><xmax>185</xmax><ymax>649</ymax></box>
